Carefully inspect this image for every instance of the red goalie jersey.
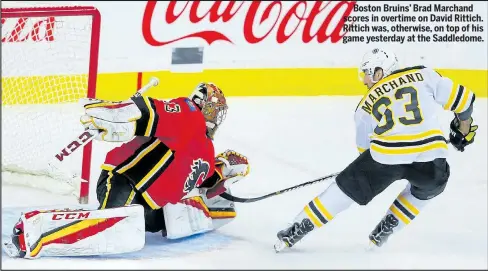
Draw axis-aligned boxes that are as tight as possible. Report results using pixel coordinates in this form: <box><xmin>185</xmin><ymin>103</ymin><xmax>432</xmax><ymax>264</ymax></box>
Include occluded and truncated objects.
<box><xmin>101</xmin><ymin>97</ymin><xmax>218</xmax><ymax>209</ymax></box>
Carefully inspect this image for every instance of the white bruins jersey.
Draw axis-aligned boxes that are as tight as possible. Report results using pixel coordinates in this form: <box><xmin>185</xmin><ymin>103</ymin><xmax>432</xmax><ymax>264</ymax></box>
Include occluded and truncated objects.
<box><xmin>355</xmin><ymin>66</ymin><xmax>475</xmax><ymax>165</ymax></box>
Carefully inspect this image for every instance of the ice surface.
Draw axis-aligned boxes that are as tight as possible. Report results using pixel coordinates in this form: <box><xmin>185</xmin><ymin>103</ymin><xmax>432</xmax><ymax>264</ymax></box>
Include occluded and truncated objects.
<box><xmin>2</xmin><ymin>97</ymin><xmax>487</xmax><ymax>269</ymax></box>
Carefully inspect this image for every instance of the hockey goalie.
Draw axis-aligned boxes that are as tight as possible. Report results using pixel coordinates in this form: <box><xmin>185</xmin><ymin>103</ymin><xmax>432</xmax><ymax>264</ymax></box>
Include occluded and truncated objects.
<box><xmin>3</xmin><ymin>82</ymin><xmax>251</xmax><ymax>259</ymax></box>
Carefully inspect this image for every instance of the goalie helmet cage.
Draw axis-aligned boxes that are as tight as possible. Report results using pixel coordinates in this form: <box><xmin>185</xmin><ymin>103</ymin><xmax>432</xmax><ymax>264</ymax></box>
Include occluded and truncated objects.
<box><xmin>1</xmin><ymin>5</ymin><xmax>101</xmax><ymax>204</ymax></box>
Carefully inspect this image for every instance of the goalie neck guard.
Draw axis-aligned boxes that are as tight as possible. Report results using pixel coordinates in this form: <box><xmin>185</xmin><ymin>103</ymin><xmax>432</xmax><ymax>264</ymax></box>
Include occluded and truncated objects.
<box><xmin>189</xmin><ymin>82</ymin><xmax>228</xmax><ymax>139</ymax></box>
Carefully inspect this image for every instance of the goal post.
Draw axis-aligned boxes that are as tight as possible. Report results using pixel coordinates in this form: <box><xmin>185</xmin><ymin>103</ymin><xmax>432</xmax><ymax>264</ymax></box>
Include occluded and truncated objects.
<box><xmin>1</xmin><ymin>5</ymin><xmax>101</xmax><ymax>204</ymax></box>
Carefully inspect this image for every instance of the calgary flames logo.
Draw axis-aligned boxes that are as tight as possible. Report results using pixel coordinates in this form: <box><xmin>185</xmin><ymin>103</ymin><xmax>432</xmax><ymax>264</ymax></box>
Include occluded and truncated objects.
<box><xmin>183</xmin><ymin>159</ymin><xmax>210</xmax><ymax>193</ymax></box>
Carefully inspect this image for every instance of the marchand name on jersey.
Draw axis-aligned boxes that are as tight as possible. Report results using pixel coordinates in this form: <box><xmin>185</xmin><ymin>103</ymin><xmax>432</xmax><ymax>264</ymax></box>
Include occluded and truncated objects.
<box><xmin>361</xmin><ymin>72</ymin><xmax>425</xmax><ymax>114</ymax></box>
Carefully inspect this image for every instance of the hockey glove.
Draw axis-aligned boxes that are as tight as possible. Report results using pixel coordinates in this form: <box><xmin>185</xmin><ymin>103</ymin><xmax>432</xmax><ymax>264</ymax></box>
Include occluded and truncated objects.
<box><xmin>215</xmin><ymin>150</ymin><xmax>250</xmax><ymax>188</ymax></box>
<box><xmin>449</xmin><ymin>115</ymin><xmax>478</xmax><ymax>152</ymax></box>
<box><xmin>79</xmin><ymin>98</ymin><xmax>142</xmax><ymax>142</ymax></box>
<box><xmin>203</xmin><ymin>150</ymin><xmax>250</xmax><ymax>199</ymax></box>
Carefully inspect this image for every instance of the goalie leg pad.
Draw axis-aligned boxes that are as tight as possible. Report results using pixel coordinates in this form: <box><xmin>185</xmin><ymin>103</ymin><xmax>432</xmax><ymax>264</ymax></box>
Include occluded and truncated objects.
<box><xmin>204</xmin><ymin>187</ymin><xmax>237</xmax><ymax>230</ymax></box>
<box><xmin>164</xmin><ymin>188</ymin><xmax>238</xmax><ymax>240</ymax></box>
<box><xmin>163</xmin><ymin>196</ymin><xmax>214</xmax><ymax>239</ymax></box>
<box><xmin>3</xmin><ymin>205</ymin><xmax>145</xmax><ymax>259</ymax></box>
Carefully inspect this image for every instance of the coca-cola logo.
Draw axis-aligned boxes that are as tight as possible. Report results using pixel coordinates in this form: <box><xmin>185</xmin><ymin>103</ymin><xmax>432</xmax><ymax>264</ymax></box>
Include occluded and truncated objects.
<box><xmin>1</xmin><ymin>17</ymin><xmax>55</xmax><ymax>43</ymax></box>
<box><xmin>142</xmin><ymin>0</ymin><xmax>355</xmax><ymax>46</ymax></box>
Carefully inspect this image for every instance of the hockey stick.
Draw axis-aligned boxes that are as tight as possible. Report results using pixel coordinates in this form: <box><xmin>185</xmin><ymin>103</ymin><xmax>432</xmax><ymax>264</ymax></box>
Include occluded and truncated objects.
<box><xmin>219</xmin><ymin>172</ymin><xmax>340</xmax><ymax>203</ymax></box>
<box><xmin>47</xmin><ymin>77</ymin><xmax>160</xmax><ymax>203</ymax></box>
<box><xmin>220</xmin><ymin>137</ymin><xmax>455</xmax><ymax>203</ymax></box>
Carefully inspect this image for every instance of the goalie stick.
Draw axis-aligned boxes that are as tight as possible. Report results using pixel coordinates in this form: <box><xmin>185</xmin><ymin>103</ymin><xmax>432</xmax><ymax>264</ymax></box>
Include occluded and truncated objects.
<box><xmin>220</xmin><ymin>172</ymin><xmax>340</xmax><ymax>203</ymax></box>
<box><xmin>49</xmin><ymin>77</ymin><xmax>160</xmax><ymax>203</ymax></box>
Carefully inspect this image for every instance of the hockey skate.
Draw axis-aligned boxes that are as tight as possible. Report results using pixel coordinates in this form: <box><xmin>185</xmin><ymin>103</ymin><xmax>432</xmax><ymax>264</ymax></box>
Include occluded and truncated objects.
<box><xmin>274</xmin><ymin>218</ymin><xmax>314</xmax><ymax>253</ymax></box>
<box><xmin>368</xmin><ymin>214</ymin><xmax>399</xmax><ymax>248</ymax></box>
<box><xmin>2</xmin><ymin>218</ymin><xmax>26</xmax><ymax>258</ymax></box>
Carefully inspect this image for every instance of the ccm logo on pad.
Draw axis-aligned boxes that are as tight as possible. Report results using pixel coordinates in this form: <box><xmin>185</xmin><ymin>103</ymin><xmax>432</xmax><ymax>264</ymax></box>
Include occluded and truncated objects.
<box><xmin>52</xmin><ymin>212</ymin><xmax>91</xmax><ymax>220</ymax></box>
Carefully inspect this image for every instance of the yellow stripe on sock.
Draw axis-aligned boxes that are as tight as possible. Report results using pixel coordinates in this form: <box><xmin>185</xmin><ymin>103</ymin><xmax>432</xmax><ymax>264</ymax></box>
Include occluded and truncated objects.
<box><xmin>304</xmin><ymin>205</ymin><xmax>322</xmax><ymax>228</ymax></box>
<box><xmin>313</xmin><ymin>197</ymin><xmax>333</xmax><ymax>221</ymax></box>
<box><xmin>398</xmin><ymin>195</ymin><xmax>420</xmax><ymax>216</ymax></box>
<box><xmin>389</xmin><ymin>205</ymin><xmax>410</xmax><ymax>225</ymax></box>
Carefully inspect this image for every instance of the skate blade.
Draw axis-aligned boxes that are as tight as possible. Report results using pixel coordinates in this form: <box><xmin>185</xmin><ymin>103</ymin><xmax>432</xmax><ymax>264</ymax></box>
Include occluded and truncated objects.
<box><xmin>365</xmin><ymin>240</ymin><xmax>379</xmax><ymax>253</ymax></box>
<box><xmin>274</xmin><ymin>239</ymin><xmax>288</xmax><ymax>253</ymax></box>
<box><xmin>2</xmin><ymin>238</ymin><xmax>20</xmax><ymax>258</ymax></box>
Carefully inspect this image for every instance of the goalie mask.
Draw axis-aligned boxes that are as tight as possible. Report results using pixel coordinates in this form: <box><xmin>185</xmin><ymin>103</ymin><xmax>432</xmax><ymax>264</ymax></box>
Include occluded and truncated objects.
<box><xmin>189</xmin><ymin>82</ymin><xmax>228</xmax><ymax>139</ymax></box>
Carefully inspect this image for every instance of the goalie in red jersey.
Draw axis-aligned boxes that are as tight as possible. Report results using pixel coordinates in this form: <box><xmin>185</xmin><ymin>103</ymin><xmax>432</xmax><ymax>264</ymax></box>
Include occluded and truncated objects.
<box><xmin>5</xmin><ymin>83</ymin><xmax>250</xmax><ymax>259</ymax></box>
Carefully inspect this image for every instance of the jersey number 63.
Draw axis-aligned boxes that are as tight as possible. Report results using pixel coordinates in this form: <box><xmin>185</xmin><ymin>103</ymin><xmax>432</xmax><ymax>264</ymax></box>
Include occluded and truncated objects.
<box><xmin>372</xmin><ymin>86</ymin><xmax>423</xmax><ymax>135</ymax></box>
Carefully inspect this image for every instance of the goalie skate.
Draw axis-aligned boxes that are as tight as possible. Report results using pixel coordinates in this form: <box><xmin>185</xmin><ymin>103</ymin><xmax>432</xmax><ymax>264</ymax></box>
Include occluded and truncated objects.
<box><xmin>2</xmin><ymin>239</ymin><xmax>21</xmax><ymax>258</ymax></box>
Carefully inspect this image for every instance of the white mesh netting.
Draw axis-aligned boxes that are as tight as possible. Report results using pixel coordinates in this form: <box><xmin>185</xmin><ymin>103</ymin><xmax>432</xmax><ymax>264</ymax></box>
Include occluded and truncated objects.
<box><xmin>1</xmin><ymin>4</ymin><xmax>98</xmax><ymax>197</ymax></box>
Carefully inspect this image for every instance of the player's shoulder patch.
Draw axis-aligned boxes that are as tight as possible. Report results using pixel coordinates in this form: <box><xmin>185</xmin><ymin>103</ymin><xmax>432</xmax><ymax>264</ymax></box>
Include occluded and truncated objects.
<box><xmin>184</xmin><ymin>98</ymin><xmax>197</xmax><ymax>112</ymax></box>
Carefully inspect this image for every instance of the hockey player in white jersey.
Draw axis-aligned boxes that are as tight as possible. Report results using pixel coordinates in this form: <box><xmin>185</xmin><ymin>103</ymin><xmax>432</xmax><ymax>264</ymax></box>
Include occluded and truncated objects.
<box><xmin>274</xmin><ymin>48</ymin><xmax>479</xmax><ymax>252</ymax></box>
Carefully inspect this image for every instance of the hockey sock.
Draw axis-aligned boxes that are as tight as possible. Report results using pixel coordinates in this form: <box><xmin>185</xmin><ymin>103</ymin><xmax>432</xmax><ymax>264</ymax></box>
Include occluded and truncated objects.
<box><xmin>293</xmin><ymin>181</ymin><xmax>355</xmax><ymax>230</ymax></box>
<box><xmin>369</xmin><ymin>183</ymin><xmax>430</xmax><ymax>247</ymax></box>
<box><xmin>276</xmin><ymin>181</ymin><xmax>355</xmax><ymax>249</ymax></box>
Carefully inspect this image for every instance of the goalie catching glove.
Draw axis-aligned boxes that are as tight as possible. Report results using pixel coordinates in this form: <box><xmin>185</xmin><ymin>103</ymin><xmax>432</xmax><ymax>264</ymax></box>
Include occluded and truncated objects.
<box><xmin>216</xmin><ymin>150</ymin><xmax>250</xmax><ymax>187</ymax></box>
<box><xmin>196</xmin><ymin>150</ymin><xmax>250</xmax><ymax>199</ymax></box>
<box><xmin>79</xmin><ymin>98</ymin><xmax>142</xmax><ymax>142</ymax></box>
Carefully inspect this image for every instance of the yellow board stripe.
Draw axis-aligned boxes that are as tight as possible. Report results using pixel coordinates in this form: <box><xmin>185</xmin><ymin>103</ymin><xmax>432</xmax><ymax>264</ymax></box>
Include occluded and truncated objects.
<box><xmin>372</xmin><ymin>129</ymin><xmax>444</xmax><ymax>142</ymax></box>
<box><xmin>389</xmin><ymin>205</ymin><xmax>410</xmax><ymax>225</ymax></box>
<box><xmin>444</xmin><ymin>83</ymin><xmax>459</xmax><ymax>110</ymax></box>
<box><xmin>2</xmin><ymin>69</ymin><xmax>486</xmax><ymax>107</ymax></box>
<box><xmin>100</xmin><ymin>171</ymin><xmax>114</xmax><ymax>209</ymax></box>
<box><xmin>30</xmin><ymin>218</ymin><xmax>106</xmax><ymax>257</ymax></box>
<box><xmin>313</xmin><ymin>197</ymin><xmax>333</xmax><ymax>221</ymax></box>
<box><xmin>116</xmin><ymin>140</ymin><xmax>161</xmax><ymax>174</ymax></box>
<box><xmin>455</xmin><ymin>89</ymin><xmax>471</xmax><ymax>113</ymax></box>
<box><xmin>304</xmin><ymin>205</ymin><xmax>322</xmax><ymax>228</ymax></box>
<box><xmin>135</xmin><ymin>150</ymin><xmax>173</xmax><ymax>190</ymax></box>
<box><xmin>143</xmin><ymin>96</ymin><xmax>155</xmax><ymax>137</ymax></box>
<box><xmin>398</xmin><ymin>195</ymin><xmax>420</xmax><ymax>215</ymax></box>
<box><xmin>371</xmin><ymin>141</ymin><xmax>448</xmax><ymax>155</ymax></box>
<box><xmin>358</xmin><ymin>147</ymin><xmax>366</xmax><ymax>153</ymax></box>
<box><xmin>142</xmin><ymin>191</ymin><xmax>160</xmax><ymax>210</ymax></box>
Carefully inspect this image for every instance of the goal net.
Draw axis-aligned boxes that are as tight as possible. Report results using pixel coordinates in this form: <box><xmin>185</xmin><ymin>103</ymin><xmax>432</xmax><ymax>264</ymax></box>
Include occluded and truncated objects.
<box><xmin>1</xmin><ymin>5</ymin><xmax>101</xmax><ymax>203</ymax></box>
